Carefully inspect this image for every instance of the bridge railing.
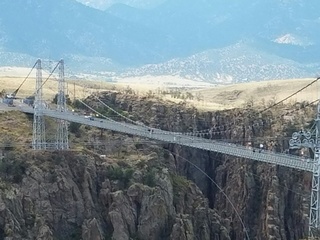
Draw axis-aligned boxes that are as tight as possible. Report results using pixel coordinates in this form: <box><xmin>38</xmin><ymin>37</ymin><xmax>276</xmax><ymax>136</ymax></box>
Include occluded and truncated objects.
<box><xmin>18</xmin><ymin>106</ymin><xmax>314</xmax><ymax>172</ymax></box>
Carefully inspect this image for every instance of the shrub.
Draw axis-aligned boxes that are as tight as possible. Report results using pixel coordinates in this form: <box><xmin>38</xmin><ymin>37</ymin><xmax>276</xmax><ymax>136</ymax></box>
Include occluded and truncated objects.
<box><xmin>72</xmin><ymin>99</ymin><xmax>85</xmax><ymax>109</ymax></box>
<box><xmin>163</xmin><ymin>150</ymin><xmax>170</xmax><ymax>159</ymax></box>
<box><xmin>142</xmin><ymin>168</ymin><xmax>157</xmax><ymax>187</ymax></box>
<box><xmin>0</xmin><ymin>156</ymin><xmax>28</xmax><ymax>183</ymax></box>
<box><xmin>106</xmin><ymin>166</ymin><xmax>134</xmax><ymax>188</ymax></box>
<box><xmin>52</xmin><ymin>94</ymin><xmax>72</xmax><ymax>105</ymax></box>
<box><xmin>69</xmin><ymin>122</ymin><xmax>81</xmax><ymax>135</ymax></box>
<box><xmin>170</xmin><ymin>174</ymin><xmax>189</xmax><ymax>204</ymax></box>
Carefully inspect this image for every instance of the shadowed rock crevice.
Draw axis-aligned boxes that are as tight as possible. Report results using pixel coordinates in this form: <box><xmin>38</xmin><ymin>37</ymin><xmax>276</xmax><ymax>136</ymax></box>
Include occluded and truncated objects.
<box><xmin>0</xmin><ymin>91</ymin><xmax>314</xmax><ymax>239</ymax></box>
<box><xmin>85</xmin><ymin>91</ymin><xmax>311</xmax><ymax>239</ymax></box>
<box><xmin>0</xmin><ymin>148</ymin><xmax>231</xmax><ymax>239</ymax></box>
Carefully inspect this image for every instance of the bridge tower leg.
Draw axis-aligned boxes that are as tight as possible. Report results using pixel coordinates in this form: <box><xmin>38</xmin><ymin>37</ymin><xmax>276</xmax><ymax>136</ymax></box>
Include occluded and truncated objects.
<box><xmin>55</xmin><ymin>59</ymin><xmax>69</xmax><ymax>150</ymax></box>
<box><xmin>309</xmin><ymin>102</ymin><xmax>320</xmax><ymax>238</ymax></box>
<box><xmin>32</xmin><ymin>59</ymin><xmax>46</xmax><ymax>150</ymax></box>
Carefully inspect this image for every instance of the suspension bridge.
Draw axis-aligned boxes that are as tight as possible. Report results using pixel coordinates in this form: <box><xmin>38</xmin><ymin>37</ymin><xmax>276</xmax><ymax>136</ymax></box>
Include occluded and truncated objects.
<box><xmin>2</xmin><ymin>59</ymin><xmax>320</xmax><ymax>239</ymax></box>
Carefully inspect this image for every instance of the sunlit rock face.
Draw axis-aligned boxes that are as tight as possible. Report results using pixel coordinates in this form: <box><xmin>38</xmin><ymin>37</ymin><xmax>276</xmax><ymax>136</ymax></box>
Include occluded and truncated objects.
<box><xmin>0</xmin><ymin>91</ymin><xmax>311</xmax><ymax>239</ymax></box>
<box><xmin>88</xmin><ymin>91</ymin><xmax>310</xmax><ymax>239</ymax></box>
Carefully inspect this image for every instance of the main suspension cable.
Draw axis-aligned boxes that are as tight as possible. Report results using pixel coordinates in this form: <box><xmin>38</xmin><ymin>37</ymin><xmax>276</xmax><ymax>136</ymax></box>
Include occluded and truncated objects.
<box><xmin>259</xmin><ymin>77</ymin><xmax>320</xmax><ymax>114</ymax></box>
<box><xmin>12</xmin><ymin>61</ymin><xmax>38</xmax><ymax>96</ymax></box>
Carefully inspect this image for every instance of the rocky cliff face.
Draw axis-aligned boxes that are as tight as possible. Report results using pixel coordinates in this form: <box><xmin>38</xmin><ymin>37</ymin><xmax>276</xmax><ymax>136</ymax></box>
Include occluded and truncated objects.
<box><xmin>85</xmin><ymin>91</ymin><xmax>312</xmax><ymax>239</ymax></box>
<box><xmin>0</xmin><ymin>91</ymin><xmax>313</xmax><ymax>239</ymax></box>
<box><xmin>0</xmin><ymin>145</ymin><xmax>230</xmax><ymax>240</ymax></box>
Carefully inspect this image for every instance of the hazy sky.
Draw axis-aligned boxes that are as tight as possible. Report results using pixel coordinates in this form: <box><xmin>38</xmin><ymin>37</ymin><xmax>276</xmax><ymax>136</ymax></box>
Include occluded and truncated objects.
<box><xmin>76</xmin><ymin>0</ymin><xmax>166</xmax><ymax>9</ymax></box>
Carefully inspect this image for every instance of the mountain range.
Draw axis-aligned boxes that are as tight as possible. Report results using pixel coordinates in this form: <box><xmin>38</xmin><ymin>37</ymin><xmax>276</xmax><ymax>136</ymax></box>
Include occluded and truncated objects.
<box><xmin>0</xmin><ymin>0</ymin><xmax>319</xmax><ymax>83</ymax></box>
<box><xmin>75</xmin><ymin>0</ymin><xmax>166</xmax><ymax>10</ymax></box>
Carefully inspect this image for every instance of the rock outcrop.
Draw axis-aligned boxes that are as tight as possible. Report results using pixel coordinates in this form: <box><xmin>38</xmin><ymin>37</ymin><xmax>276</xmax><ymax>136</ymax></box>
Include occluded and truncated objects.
<box><xmin>0</xmin><ymin>149</ymin><xmax>230</xmax><ymax>240</ymax></box>
<box><xmin>0</xmin><ymin>91</ymin><xmax>313</xmax><ymax>239</ymax></box>
<box><xmin>87</xmin><ymin>91</ymin><xmax>312</xmax><ymax>239</ymax></box>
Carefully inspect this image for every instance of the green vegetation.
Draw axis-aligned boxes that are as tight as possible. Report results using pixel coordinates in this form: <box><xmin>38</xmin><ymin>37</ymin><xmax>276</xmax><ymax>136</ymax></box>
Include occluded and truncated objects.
<box><xmin>72</xmin><ymin>99</ymin><xmax>86</xmax><ymax>109</ymax></box>
<box><xmin>162</xmin><ymin>150</ymin><xmax>170</xmax><ymax>159</ymax></box>
<box><xmin>0</xmin><ymin>89</ymin><xmax>6</xmax><ymax>98</ymax></box>
<box><xmin>142</xmin><ymin>168</ymin><xmax>157</xmax><ymax>187</ymax></box>
<box><xmin>106</xmin><ymin>166</ymin><xmax>134</xmax><ymax>188</ymax></box>
<box><xmin>170</xmin><ymin>174</ymin><xmax>189</xmax><ymax>204</ymax></box>
<box><xmin>159</xmin><ymin>89</ymin><xmax>199</xmax><ymax>101</ymax></box>
<box><xmin>69</xmin><ymin>228</ymin><xmax>82</xmax><ymax>240</ymax></box>
<box><xmin>0</xmin><ymin>153</ymin><xmax>28</xmax><ymax>183</ymax></box>
<box><xmin>52</xmin><ymin>93</ymin><xmax>72</xmax><ymax>105</ymax></box>
<box><xmin>69</xmin><ymin>122</ymin><xmax>82</xmax><ymax>137</ymax></box>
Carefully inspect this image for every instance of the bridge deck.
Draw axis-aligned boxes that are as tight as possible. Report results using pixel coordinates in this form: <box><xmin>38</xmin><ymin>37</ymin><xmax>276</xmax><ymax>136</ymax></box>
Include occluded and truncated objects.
<box><xmin>20</xmin><ymin>107</ymin><xmax>314</xmax><ymax>172</ymax></box>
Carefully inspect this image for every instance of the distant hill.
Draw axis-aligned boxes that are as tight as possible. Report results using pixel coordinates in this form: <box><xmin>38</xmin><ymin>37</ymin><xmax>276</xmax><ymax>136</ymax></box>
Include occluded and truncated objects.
<box><xmin>0</xmin><ymin>0</ymin><xmax>319</xmax><ymax>83</ymax></box>
<box><xmin>75</xmin><ymin>0</ymin><xmax>166</xmax><ymax>10</ymax></box>
<box><xmin>120</xmin><ymin>43</ymin><xmax>318</xmax><ymax>83</ymax></box>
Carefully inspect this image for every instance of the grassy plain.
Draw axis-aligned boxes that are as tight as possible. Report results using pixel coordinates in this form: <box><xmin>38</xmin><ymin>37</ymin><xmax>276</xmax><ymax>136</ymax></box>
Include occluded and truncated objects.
<box><xmin>0</xmin><ymin>67</ymin><xmax>318</xmax><ymax>110</ymax></box>
<box><xmin>0</xmin><ymin>76</ymin><xmax>115</xmax><ymax>101</ymax></box>
<box><xmin>190</xmin><ymin>78</ymin><xmax>319</xmax><ymax>110</ymax></box>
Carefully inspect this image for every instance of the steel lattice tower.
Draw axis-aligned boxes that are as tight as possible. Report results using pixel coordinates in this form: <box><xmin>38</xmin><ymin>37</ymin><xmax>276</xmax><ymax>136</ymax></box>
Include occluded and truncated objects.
<box><xmin>309</xmin><ymin>100</ymin><xmax>320</xmax><ymax>238</ymax></box>
<box><xmin>32</xmin><ymin>59</ymin><xmax>46</xmax><ymax>150</ymax></box>
<box><xmin>55</xmin><ymin>59</ymin><xmax>69</xmax><ymax>150</ymax></box>
<box><xmin>288</xmin><ymin>77</ymin><xmax>320</xmax><ymax>238</ymax></box>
